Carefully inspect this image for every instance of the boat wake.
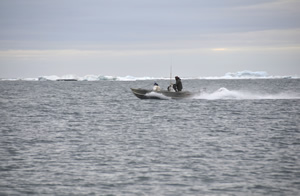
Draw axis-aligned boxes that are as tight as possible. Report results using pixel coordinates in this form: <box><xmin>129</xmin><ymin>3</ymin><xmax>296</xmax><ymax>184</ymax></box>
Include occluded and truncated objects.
<box><xmin>193</xmin><ymin>88</ymin><xmax>300</xmax><ymax>100</ymax></box>
<box><xmin>145</xmin><ymin>92</ymin><xmax>171</xmax><ymax>100</ymax></box>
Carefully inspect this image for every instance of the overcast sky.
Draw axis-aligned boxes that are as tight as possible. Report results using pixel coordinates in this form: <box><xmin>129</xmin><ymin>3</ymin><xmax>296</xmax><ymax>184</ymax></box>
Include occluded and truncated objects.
<box><xmin>0</xmin><ymin>0</ymin><xmax>300</xmax><ymax>78</ymax></box>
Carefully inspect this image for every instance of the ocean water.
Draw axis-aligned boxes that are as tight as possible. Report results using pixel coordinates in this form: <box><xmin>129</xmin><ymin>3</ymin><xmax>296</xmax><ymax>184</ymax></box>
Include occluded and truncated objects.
<box><xmin>0</xmin><ymin>79</ymin><xmax>299</xmax><ymax>195</ymax></box>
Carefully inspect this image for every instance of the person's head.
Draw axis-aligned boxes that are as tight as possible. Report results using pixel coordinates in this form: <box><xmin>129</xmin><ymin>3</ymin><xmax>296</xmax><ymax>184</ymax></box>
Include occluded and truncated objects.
<box><xmin>154</xmin><ymin>82</ymin><xmax>158</xmax><ymax>86</ymax></box>
<box><xmin>175</xmin><ymin>76</ymin><xmax>180</xmax><ymax>80</ymax></box>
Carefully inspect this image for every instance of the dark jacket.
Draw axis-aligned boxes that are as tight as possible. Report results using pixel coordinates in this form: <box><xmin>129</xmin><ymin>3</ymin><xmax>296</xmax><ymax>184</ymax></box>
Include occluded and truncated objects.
<box><xmin>176</xmin><ymin>78</ymin><xmax>183</xmax><ymax>91</ymax></box>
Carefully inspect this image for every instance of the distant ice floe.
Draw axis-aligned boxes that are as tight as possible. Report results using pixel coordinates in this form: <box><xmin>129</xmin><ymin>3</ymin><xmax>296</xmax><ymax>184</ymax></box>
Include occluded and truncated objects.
<box><xmin>1</xmin><ymin>70</ymin><xmax>298</xmax><ymax>81</ymax></box>
<box><xmin>0</xmin><ymin>75</ymin><xmax>161</xmax><ymax>81</ymax></box>
<box><xmin>224</xmin><ymin>70</ymin><xmax>269</xmax><ymax>78</ymax></box>
<box><xmin>35</xmin><ymin>75</ymin><xmax>162</xmax><ymax>81</ymax></box>
<box><xmin>201</xmin><ymin>70</ymin><xmax>296</xmax><ymax>79</ymax></box>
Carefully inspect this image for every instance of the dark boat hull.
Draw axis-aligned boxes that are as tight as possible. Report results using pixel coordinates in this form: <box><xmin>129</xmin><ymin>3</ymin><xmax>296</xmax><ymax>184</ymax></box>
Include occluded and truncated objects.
<box><xmin>131</xmin><ymin>88</ymin><xmax>195</xmax><ymax>100</ymax></box>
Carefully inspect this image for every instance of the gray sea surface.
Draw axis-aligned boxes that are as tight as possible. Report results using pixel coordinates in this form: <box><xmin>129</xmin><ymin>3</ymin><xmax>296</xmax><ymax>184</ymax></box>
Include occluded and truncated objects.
<box><xmin>0</xmin><ymin>79</ymin><xmax>300</xmax><ymax>195</ymax></box>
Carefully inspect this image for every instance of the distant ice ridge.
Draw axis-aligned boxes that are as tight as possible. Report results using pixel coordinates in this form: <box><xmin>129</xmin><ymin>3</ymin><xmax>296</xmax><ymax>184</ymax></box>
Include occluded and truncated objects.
<box><xmin>193</xmin><ymin>87</ymin><xmax>300</xmax><ymax>100</ymax></box>
<box><xmin>1</xmin><ymin>70</ymin><xmax>298</xmax><ymax>81</ymax></box>
<box><xmin>36</xmin><ymin>75</ymin><xmax>163</xmax><ymax>81</ymax></box>
<box><xmin>200</xmin><ymin>70</ymin><xmax>296</xmax><ymax>79</ymax></box>
<box><xmin>224</xmin><ymin>70</ymin><xmax>269</xmax><ymax>78</ymax></box>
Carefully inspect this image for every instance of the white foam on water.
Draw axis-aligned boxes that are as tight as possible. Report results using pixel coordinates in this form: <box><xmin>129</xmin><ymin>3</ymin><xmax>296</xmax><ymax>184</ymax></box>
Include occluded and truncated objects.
<box><xmin>193</xmin><ymin>87</ymin><xmax>300</xmax><ymax>100</ymax></box>
<box><xmin>145</xmin><ymin>92</ymin><xmax>171</xmax><ymax>100</ymax></box>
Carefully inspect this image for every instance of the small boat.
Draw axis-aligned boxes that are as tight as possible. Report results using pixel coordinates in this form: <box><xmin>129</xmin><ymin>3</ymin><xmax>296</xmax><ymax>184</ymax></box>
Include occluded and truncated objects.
<box><xmin>131</xmin><ymin>88</ymin><xmax>195</xmax><ymax>100</ymax></box>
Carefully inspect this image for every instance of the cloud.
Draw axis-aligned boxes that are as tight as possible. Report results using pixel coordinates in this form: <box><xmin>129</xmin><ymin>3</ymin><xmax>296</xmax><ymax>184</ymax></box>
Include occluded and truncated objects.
<box><xmin>1</xmin><ymin>0</ymin><xmax>299</xmax><ymax>47</ymax></box>
<box><xmin>1</xmin><ymin>28</ymin><xmax>299</xmax><ymax>51</ymax></box>
<box><xmin>212</xmin><ymin>48</ymin><xmax>228</xmax><ymax>51</ymax></box>
<box><xmin>0</xmin><ymin>0</ymin><xmax>300</xmax><ymax>78</ymax></box>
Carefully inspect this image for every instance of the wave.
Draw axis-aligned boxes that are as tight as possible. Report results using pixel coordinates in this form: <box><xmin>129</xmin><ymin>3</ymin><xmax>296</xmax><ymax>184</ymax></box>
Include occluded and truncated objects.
<box><xmin>193</xmin><ymin>87</ymin><xmax>300</xmax><ymax>100</ymax></box>
<box><xmin>145</xmin><ymin>92</ymin><xmax>171</xmax><ymax>100</ymax></box>
<box><xmin>1</xmin><ymin>71</ymin><xmax>299</xmax><ymax>81</ymax></box>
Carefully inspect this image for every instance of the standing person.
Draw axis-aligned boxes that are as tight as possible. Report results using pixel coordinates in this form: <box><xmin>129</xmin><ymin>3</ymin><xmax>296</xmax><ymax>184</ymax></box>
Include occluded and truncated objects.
<box><xmin>173</xmin><ymin>76</ymin><xmax>183</xmax><ymax>92</ymax></box>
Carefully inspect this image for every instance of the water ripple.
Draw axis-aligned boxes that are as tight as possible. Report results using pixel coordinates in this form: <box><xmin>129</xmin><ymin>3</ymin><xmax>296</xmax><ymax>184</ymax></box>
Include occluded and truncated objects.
<box><xmin>0</xmin><ymin>80</ymin><xmax>299</xmax><ymax>195</ymax></box>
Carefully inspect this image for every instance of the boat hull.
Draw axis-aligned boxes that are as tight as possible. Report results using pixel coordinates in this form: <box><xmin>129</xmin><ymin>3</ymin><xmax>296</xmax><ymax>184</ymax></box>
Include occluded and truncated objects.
<box><xmin>130</xmin><ymin>88</ymin><xmax>194</xmax><ymax>100</ymax></box>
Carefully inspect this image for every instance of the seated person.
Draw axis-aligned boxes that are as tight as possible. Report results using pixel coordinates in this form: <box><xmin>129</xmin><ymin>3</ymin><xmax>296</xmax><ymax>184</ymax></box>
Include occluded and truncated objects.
<box><xmin>153</xmin><ymin>82</ymin><xmax>161</xmax><ymax>91</ymax></box>
<box><xmin>167</xmin><ymin>84</ymin><xmax>173</xmax><ymax>92</ymax></box>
